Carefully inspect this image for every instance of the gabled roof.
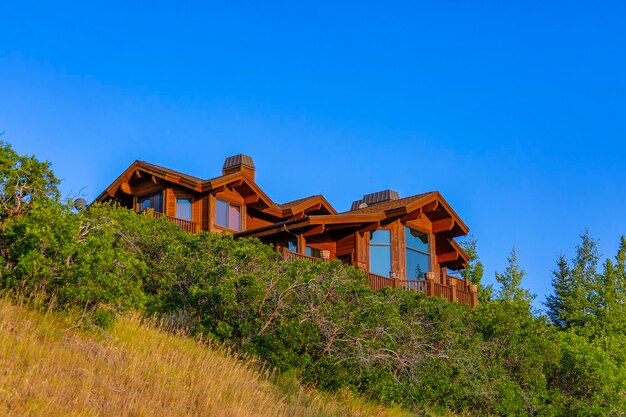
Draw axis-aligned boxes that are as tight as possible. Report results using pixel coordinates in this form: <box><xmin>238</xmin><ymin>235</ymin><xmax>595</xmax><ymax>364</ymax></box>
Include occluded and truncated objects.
<box><xmin>274</xmin><ymin>194</ymin><xmax>337</xmax><ymax>216</ymax></box>
<box><xmin>96</xmin><ymin>160</ymin><xmax>204</xmax><ymax>201</ymax></box>
<box><xmin>343</xmin><ymin>192</ymin><xmax>435</xmax><ymax>215</ymax></box>
<box><xmin>95</xmin><ymin>160</ymin><xmax>335</xmax><ymax>218</ymax></box>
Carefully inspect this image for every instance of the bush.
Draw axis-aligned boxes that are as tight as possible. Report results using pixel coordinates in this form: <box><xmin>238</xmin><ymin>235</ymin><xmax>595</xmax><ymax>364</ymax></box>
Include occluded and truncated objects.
<box><xmin>1</xmin><ymin>201</ymin><xmax>624</xmax><ymax>415</ymax></box>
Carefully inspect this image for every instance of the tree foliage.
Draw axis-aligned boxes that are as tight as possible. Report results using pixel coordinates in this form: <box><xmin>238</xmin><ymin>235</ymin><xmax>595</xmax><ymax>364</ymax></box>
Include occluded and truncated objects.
<box><xmin>1</xmin><ymin>142</ymin><xmax>624</xmax><ymax>416</ymax></box>
<box><xmin>0</xmin><ymin>140</ymin><xmax>59</xmax><ymax>224</ymax></box>
<box><xmin>460</xmin><ymin>235</ymin><xmax>492</xmax><ymax>303</ymax></box>
<box><xmin>495</xmin><ymin>247</ymin><xmax>534</xmax><ymax>304</ymax></box>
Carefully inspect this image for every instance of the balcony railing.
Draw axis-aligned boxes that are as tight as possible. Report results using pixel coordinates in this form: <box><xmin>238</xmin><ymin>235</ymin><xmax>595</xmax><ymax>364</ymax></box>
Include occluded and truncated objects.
<box><xmin>145</xmin><ymin>210</ymin><xmax>199</xmax><ymax>233</ymax></box>
<box><xmin>397</xmin><ymin>279</ymin><xmax>428</xmax><ymax>293</ymax></box>
<box><xmin>282</xmin><ymin>251</ymin><xmax>320</xmax><ymax>264</ymax></box>
<box><xmin>280</xmin><ymin>251</ymin><xmax>477</xmax><ymax>307</ymax></box>
<box><xmin>367</xmin><ymin>272</ymin><xmax>396</xmax><ymax>291</ymax></box>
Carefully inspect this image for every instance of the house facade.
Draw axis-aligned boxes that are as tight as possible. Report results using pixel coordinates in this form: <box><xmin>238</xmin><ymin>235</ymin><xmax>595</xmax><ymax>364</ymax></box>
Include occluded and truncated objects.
<box><xmin>96</xmin><ymin>154</ymin><xmax>477</xmax><ymax>306</ymax></box>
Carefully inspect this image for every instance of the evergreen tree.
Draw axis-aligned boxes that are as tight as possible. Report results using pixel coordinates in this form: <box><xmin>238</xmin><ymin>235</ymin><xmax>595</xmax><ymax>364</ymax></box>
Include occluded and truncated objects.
<box><xmin>545</xmin><ymin>254</ymin><xmax>571</xmax><ymax>328</ymax></box>
<box><xmin>597</xmin><ymin>237</ymin><xmax>626</xmax><ymax>335</ymax></box>
<box><xmin>459</xmin><ymin>235</ymin><xmax>492</xmax><ymax>302</ymax></box>
<box><xmin>545</xmin><ymin>230</ymin><xmax>601</xmax><ymax>330</ymax></box>
<box><xmin>494</xmin><ymin>247</ymin><xmax>533</xmax><ymax>303</ymax></box>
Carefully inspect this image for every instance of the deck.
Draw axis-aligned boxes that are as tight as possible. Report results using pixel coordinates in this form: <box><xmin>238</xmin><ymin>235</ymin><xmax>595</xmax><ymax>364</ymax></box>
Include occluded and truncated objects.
<box><xmin>282</xmin><ymin>251</ymin><xmax>477</xmax><ymax>307</ymax></box>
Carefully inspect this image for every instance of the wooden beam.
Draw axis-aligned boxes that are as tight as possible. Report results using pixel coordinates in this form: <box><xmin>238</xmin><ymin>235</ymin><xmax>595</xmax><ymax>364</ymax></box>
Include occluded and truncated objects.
<box><xmin>437</xmin><ymin>251</ymin><xmax>459</xmax><ymax>263</ymax></box>
<box><xmin>151</xmin><ymin>175</ymin><xmax>159</xmax><ymax>184</ymax></box>
<box><xmin>432</xmin><ymin>218</ymin><xmax>455</xmax><ymax>233</ymax></box>
<box><xmin>134</xmin><ymin>170</ymin><xmax>143</xmax><ymax>179</ymax></box>
<box><xmin>423</xmin><ymin>200</ymin><xmax>439</xmax><ymax>213</ymax></box>
<box><xmin>304</xmin><ymin>203</ymin><xmax>322</xmax><ymax>213</ymax></box>
<box><xmin>227</xmin><ymin>179</ymin><xmax>244</xmax><ymax>189</ymax></box>
<box><xmin>120</xmin><ymin>182</ymin><xmax>132</xmax><ymax>195</ymax></box>
<box><xmin>244</xmin><ymin>195</ymin><xmax>260</xmax><ymax>204</ymax></box>
<box><xmin>401</xmin><ymin>208</ymin><xmax>422</xmax><ymax>222</ymax></box>
<box><xmin>357</xmin><ymin>222</ymin><xmax>380</xmax><ymax>234</ymax></box>
<box><xmin>303</xmin><ymin>225</ymin><xmax>325</xmax><ymax>237</ymax></box>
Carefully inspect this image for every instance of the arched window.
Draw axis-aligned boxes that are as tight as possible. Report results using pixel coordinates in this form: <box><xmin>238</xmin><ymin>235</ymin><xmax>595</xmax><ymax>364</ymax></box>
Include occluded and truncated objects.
<box><xmin>370</xmin><ymin>230</ymin><xmax>391</xmax><ymax>277</ymax></box>
<box><xmin>405</xmin><ymin>227</ymin><xmax>430</xmax><ymax>280</ymax></box>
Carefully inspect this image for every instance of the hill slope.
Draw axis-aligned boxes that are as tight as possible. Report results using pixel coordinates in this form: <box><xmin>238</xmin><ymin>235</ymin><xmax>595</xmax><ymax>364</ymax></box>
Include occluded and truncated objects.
<box><xmin>0</xmin><ymin>300</ymin><xmax>420</xmax><ymax>417</ymax></box>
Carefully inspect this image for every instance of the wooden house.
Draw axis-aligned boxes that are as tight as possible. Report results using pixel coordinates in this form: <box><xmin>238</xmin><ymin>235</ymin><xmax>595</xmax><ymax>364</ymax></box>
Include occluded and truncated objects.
<box><xmin>96</xmin><ymin>154</ymin><xmax>477</xmax><ymax>306</ymax></box>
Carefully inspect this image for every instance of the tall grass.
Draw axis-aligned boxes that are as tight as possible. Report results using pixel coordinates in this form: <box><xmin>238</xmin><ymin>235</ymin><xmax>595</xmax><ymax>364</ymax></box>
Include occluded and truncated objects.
<box><xmin>0</xmin><ymin>300</ymin><xmax>423</xmax><ymax>417</ymax></box>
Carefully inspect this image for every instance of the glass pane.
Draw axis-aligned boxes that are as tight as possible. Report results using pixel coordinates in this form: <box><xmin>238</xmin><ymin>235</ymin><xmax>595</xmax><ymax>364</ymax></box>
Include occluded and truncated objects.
<box><xmin>288</xmin><ymin>240</ymin><xmax>298</xmax><ymax>253</ymax></box>
<box><xmin>406</xmin><ymin>249</ymin><xmax>430</xmax><ymax>280</ymax></box>
<box><xmin>176</xmin><ymin>198</ymin><xmax>192</xmax><ymax>221</ymax></box>
<box><xmin>140</xmin><ymin>197</ymin><xmax>151</xmax><ymax>211</ymax></box>
<box><xmin>306</xmin><ymin>247</ymin><xmax>321</xmax><ymax>258</ymax></box>
<box><xmin>370</xmin><ymin>245</ymin><xmax>391</xmax><ymax>277</ymax></box>
<box><xmin>229</xmin><ymin>204</ymin><xmax>241</xmax><ymax>231</ymax></box>
<box><xmin>152</xmin><ymin>193</ymin><xmax>163</xmax><ymax>213</ymax></box>
<box><xmin>216</xmin><ymin>199</ymin><xmax>228</xmax><ymax>228</ymax></box>
<box><xmin>405</xmin><ymin>227</ymin><xmax>429</xmax><ymax>252</ymax></box>
<box><xmin>370</xmin><ymin>229</ymin><xmax>391</xmax><ymax>245</ymax></box>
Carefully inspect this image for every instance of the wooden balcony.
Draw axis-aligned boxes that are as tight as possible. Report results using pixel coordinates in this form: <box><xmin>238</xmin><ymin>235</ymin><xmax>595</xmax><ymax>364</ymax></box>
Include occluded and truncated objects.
<box><xmin>282</xmin><ymin>251</ymin><xmax>320</xmax><ymax>264</ymax></box>
<box><xmin>145</xmin><ymin>209</ymin><xmax>199</xmax><ymax>233</ymax></box>
<box><xmin>280</xmin><ymin>251</ymin><xmax>477</xmax><ymax>307</ymax></box>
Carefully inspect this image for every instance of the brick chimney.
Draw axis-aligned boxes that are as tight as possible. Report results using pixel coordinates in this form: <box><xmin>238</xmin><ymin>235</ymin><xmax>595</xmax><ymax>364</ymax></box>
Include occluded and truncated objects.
<box><xmin>222</xmin><ymin>154</ymin><xmax>256</xmax><ymax>181</ymax></box>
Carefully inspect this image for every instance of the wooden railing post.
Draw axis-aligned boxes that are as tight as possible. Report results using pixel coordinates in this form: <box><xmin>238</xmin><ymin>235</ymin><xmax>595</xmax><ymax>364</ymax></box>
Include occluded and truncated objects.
<box><xmin>448</xmin><ymin>278</ymin><xmax>458</xmax><ymax>303</ymax></box>
<box><xmin>390</xmin><ymin>271</ymin><xmax>399</xmax><ymax>289</ymax></box>
<box><xmin>425</xmin><ymin>272</ymin><xmax>435</xmax><ymax>297</ymax></box>
<box><xmin>468</xmin><ymin>284</ymin><xmax>478</xmax><ymax>308</ymax></box>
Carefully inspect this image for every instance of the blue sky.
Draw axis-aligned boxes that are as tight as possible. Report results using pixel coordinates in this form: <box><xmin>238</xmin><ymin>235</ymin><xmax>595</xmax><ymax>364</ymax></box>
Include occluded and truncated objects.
<box><xmin>2</xmin><ymin>1</ymin><xmax>625</xmax><ymax>308</ymax></box>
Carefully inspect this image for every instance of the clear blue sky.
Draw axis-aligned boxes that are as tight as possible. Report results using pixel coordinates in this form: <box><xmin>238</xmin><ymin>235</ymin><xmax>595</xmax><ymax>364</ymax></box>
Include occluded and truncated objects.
<box><xmin>2</xmin><ymin>1</ymin><xmax>625</xmax><ymax>308</ymax></box>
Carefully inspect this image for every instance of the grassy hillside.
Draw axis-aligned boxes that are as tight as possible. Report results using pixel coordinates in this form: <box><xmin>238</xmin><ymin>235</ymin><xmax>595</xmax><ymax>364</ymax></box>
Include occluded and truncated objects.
<box><xmin>0</xmin><ymin>300</ymin><xmax>424</xmax><ymax>417</ymax></box>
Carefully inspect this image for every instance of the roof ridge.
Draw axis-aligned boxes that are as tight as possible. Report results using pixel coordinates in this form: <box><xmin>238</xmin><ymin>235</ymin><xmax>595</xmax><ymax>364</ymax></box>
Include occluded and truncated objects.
<box><xmin>341</xmin><ymin>191</ymin><xmax>436</xmax><ymax>214</ymax></box>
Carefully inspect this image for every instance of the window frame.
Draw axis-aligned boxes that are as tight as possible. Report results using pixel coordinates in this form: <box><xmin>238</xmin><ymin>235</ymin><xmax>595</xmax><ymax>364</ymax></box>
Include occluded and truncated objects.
<box><xmin>369</xmin><ymin>229</ymin><xmax>392</xmax><ymax>278</ymax></box>
<box><xmin>176</xmin><ymin>197</ymin><xmax>193</xmax><ymax>221</ymax></box>
<box><xmin>215</xmin><ymin>198</ymin><xmax>242</xmax><ymax>232</ymax></box>
<box><xmin>137</xmin><ymin>191</ymin><xmax>163</xmax><ymax>214</ymax></box>
<box><xmin>306</xmin><ymin>246</ymin><xmax>321</xmax><ymax>258</ymax></box>
<box><xmin>405</xmin><ymin>226</ymin><xmax>431</xmax><ymax>280</ymax></box>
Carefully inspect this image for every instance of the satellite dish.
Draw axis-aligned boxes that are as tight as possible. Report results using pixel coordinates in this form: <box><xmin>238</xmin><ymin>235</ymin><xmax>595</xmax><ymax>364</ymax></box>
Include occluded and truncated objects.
<box><xmin>358</xmin><ymin>202</ymin><xmax>368</xmax><ymax>209</ymax></box>
<box><xmin>74</xmin><ymin>198</ymin><xmax>87</xmax><ymax>210</ymax></box>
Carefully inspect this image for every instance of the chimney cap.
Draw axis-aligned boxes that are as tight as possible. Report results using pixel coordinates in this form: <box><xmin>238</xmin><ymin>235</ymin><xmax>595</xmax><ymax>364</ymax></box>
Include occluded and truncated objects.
<box><xmin>223</xmin><ymin>154</ymin><xmax>255</xmax><ymax>170</ymax></box>
<box><xmin>350</xmin><ymin>189</ymin><xmax>400</xmax><ymax>210</ymax></box>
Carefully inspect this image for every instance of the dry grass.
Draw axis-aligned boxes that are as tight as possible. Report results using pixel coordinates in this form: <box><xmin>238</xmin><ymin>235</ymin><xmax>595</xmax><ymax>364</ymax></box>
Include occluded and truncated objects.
<box><xmin>0</xmin><ymin>300</ymin><xmax>425</xmax><ymax>417</ymax></box>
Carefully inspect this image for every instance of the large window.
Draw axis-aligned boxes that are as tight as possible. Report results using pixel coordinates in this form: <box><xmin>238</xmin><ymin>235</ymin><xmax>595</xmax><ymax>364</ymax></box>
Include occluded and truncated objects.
<box><xmin>176</xmin><ymin>198</ymin><xmax>192</xmax><ymax>221</ymax></box>
<box><xmin>370</xmin><ymin>229</ymin><xmax>391</xmax><ymax>277</ymax></box>
<box><xmin>306</xmin><ymin>246</ymin><xmax>321</xmax><ymax>258</ymax></box>
<box><xmin>216</xmin><ymin>199</ymin><xmax>241</xmax><ymax>231</ymax></box>
<box><xmin>138</xmin><ymin>192</ymin><xmax>163</xmax><ymax>213</ymax></box>
<box><xmin>405</xmin><ymin>227</ymin><xmax>430</xmax><ymax>280</ymax></box>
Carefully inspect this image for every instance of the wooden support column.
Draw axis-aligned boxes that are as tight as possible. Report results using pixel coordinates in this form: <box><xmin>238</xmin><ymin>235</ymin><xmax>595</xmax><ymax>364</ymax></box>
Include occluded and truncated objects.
<box><xmin>298</xmin><ymin>234</ymin><xmax>306</xmax><ymax>255</ymax></box>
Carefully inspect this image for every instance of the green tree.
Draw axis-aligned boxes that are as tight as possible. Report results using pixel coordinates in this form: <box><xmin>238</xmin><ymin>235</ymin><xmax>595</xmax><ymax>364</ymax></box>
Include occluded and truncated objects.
<box><xmin>595</xmin><ymin>236</ymin><xmax>626</xmax><ymax>336</ymax></box>
<box><xmin>494</xmin><ymin>247</ymin><xmax>534</xmax><ymax>303</ymax></box>
<box><xmin>545</xmin><ymin>254</ymin><xmax>571</xmax><ymax>328</ymax></box>
<box><xmin>460</xmin><ymin>235</ymin><xmax>492</xmax><ymax>302</ymax></box>
<box><xmin>545</xmin><ymin>230</ymin><xmax>601</xmax><ymax>330</ymax></box>
<box><xmin>0</xmin><ymin>140</ymin><xmax>59</xmax><ymax>225</ymax></box>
